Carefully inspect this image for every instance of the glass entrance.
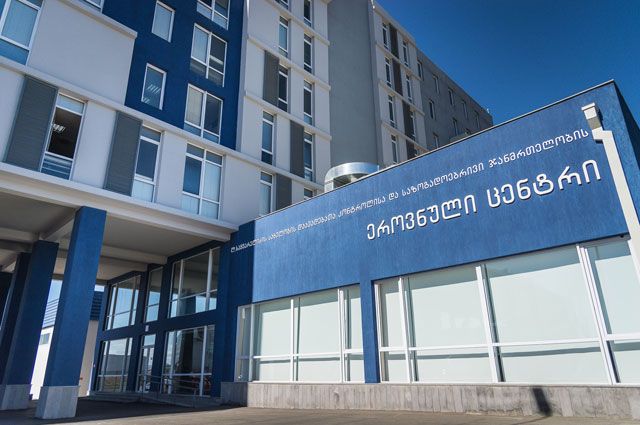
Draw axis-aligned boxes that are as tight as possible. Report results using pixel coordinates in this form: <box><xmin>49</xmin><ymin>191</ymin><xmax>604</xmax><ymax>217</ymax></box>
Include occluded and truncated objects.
<box><xmin>137</xmin><ymin>334</ymin><xmax>155</xmax><ymax>392</ymax></box>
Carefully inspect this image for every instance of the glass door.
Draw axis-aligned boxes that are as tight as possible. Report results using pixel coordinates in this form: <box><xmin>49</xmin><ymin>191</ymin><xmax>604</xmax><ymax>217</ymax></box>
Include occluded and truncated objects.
<box><xmin>137</xmin><ymin>334</ymin><xmax>156</xmax><ymax>392</ymax></box>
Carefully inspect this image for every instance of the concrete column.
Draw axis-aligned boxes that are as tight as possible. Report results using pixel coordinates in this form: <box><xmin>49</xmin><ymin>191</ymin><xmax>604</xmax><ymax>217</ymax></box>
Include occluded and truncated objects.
<box><xmin>36</xmin><ymin>207</ymin><xmax>106</xmax><ymax>420</ymax></box>
<box><xmin>0</xmin><ymin>272</ymin><xmax>13</xmax><ymax>329</ymax></box>
<box><xmin>0</xmin><ymin>242</ymin><xmax>59</xmax><ymax>410</ymax></box>
<box><xmin>360</xmin><ymin>279</ymin><xmax>380</xmax><ymax>383</ymax></box>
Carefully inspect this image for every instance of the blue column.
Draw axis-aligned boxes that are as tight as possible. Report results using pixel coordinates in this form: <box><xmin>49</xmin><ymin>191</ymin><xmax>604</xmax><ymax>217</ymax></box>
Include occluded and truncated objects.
<box><xmin>360</xmin><ymin>279</ymin><xmax>380</xmax><ymax>383</ymax></box>
<box><xmin>0</xmin><ymin>241</ymin><xmax>58</xmax><ymax>410</ymax></box>
<box><xmin>0</xmin><ymin>272</ymin><xmax>12</xmax><ymax>326</ymax></box>
<box><xmin>36</xmin><ymin>207</ymin><xmax>106</xmax><ymax>420</ymax></box>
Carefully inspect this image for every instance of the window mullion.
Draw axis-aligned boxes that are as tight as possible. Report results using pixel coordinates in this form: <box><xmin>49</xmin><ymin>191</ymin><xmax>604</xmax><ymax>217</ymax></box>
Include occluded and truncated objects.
<box><xmin>289</xmin><ymin>298</ymin><xmax>295</xmax><ymax>382</ymax></box>
<box><xmin>397</xmin><ymin>277</ymin><xmax>412</xmax><ymax>382</ymax></box>
<box><xmin>248</xmin><ymin>304</ymin><xmax>255</xmax><ymax>381</ymax></box>
<box><xmin>337</xmin><ymin>288</ymin><xmax>346</xmax><ymax>382</ymax></box>
<box><xmin>476</xmin><ymin>264</ymin><xmax>500</xmax><ymax>383</ymax></box>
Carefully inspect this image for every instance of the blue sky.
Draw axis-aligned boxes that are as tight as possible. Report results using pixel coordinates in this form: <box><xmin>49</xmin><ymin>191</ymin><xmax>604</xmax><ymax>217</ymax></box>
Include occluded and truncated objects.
<box><xmin>377</xmin><ymin>0</ymin><xmax>640</xmax><ymax>125</ymax></box>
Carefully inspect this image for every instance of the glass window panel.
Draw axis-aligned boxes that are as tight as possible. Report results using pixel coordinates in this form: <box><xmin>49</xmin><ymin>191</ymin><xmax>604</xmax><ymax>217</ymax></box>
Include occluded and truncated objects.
<box><xmin>499</xmin><ymin>342</ymin><xmax>608</xmax><ymax>384</ymax></box>
<box><xmin>297</xmin><ymin>290</ymin><xmax>339</xmax><ymax>354</ymax></box>
<box><xmin>1</xmin><ymin>0</ymin><xmax>38</xmax><ymax>47</ymax></box>
<box><xmin>588</xmin><ymin>241</ymin><xmax>640</xmax><ymax>335</ymax></box>
<box><xmin>303</xmin><ymin>140</ymin><xmax>312</xmax><ymax>169</ymax></box>
<box><xmin>413</xmin><ymin>348</ymin><xmax>492</xmax><ymax>383</ymax></box>
<box><xmin>145</xmin><ymin>268</ymin><xmax>163</xmax><ymax>322</ymax></box>
<box><xmin>611</xmin><ymin>340</ymin><xmax>640</xmax><ymax>384</ymax></box>
<box><xmin>201</xmin><ymin>200</ymin><xmax>219</xmax><ymax>219</ymax></box>
<box><xmin>47</xmin><ymin>108</ymin><xmax>82</xmax><ymax>159</ymax></box>
<box><xmin>183</xmin><ymin>156</ymin><xmax>202</xmax><ymax>195</ymax></box>
<box><xmin>152</xmin><ymin>2</ymin><xmax>172</xmax><ymax>40</ymax></box>
<box><xmin>378</xmin><ymin>279</ymin><xmax>403</xmax><ymax>348</ymax></box>
<box><xmin>204</xmin><ymin>95</ymin><xmax>221</xmax><ymax>135</ymax></box>
<box><xmin>56</xmin><ymin>95</ymin><xmax>84</xmax><ymax>114</ymax></box>
<box><xmin>191</xmin><ymin>27</ymin><xmax>208</xmax><ymax>64</ymax></box>
<box><xmin>296</xmin><ymin>357</ymin><xmax>340</xmax><ymax>382</ymax></box>
<box><xmin>278</xmin><ymin>18</ymin><xmax>288</xmax><ymax>53</ymax></box>
<box><xmin>135</xmin><ymin>139</ymin><xmax>158</xmax><ymax>180</ymax></box>
<box><xmin>204</xmin><ymin>325</ymin><xmax>215</xmax><ymax>373</ymax></box>
<box><xmin>141</xmin><ymin>127</ymin><xmax>161</xmax><ymax>142</ymax></box>
<box><xmin>254</xmin><ymin>299</ymin><xmax>290</xmax><ymax>356</ymax></box>
<box><xmin>203</xmin><ymin>162</ymin><xmax>221</xmax><ymax>202</ymax></box>
<box><xmin>237</xmin><ymin>307</ymin><xmax>251</xmax><ymax>358</ymax></box>
<box><xmin>185</xmin><ymin>87</ymin><xmax>203</xmax><ymax>126</ymax></box>
<box><xmin>142</xmin><ymin>67</ymin><xmax>164</xmax><ymax>108</ymax></box>
<box><xmin>487</xmin><ymin>247</ymin><xmax>598</xmax><ymax>342</ymax></box>
<box><xmin>111</xmin><ymin>312</ymin><xmax>130</xmax><ymax>329</ymax></box>
<box><xmin>262</xmin><ymin>117</ymin><xmax>273</xmax><ymax>152</ymax></box>
<box><xmin>345</xmin><ymin>353</ymin><xmax>364</xmax><ymax>382</ymax></box>
<box><xmin>114</xmin><ymin>278</ymin><xmax>137</xmax><ymax>314</ymax></box>
<box><xmin>259</xmin><ymin>182</ymin><xmax>271</xmax><ymax>215</ymax></box>
<box><xmin>132</xmin><ymin>179</ymin><xmax>154</xmax><ymax>202</ymax></box>
<box><xmin>180</xmin><ymin>252</ymin><xmax>209</xmax><ymax>297</ymax></box>
<box><xmin>406</xmin><ymin>266</ymin><xmax>485</xmax><ymax>347</ymax></box>
<box><xmin>345</xmin><ymin>286</ymin><xmax>362</xmax><ymax>350</ymax></box>
<box><xmin>254</xmin><ymin>358</ymin><xmax>289</xmax><ymax>381</ymax></box>
<box><xmin>181</xmin><ymin>194</ymin><xmax>199</xmax><ymax>214</ymax></box>
<box><xmin>304</xmin><ymin>86</ymin><xmax>312</xmax><ymax>116</ymax></box>
<box><xmin>209</xmin><ymin>35</ymin><xmax>225</xmax><ymax>73</ymax></box>
<box><xmin>381</xmin><ymin>352</ymin><xmax>407</xmax><ymax>382</ymax></box>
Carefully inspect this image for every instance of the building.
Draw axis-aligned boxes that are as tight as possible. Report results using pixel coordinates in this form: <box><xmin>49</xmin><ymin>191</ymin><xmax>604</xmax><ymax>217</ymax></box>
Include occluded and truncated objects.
<box><xmin>30</xmin><ymin>290</ymin><xmax>103</xmax><ymax>399</ymax></box>
<box><xmin>327</xmin><ymin>0</ymin><xmax>492</xmax><ymax>174</ymax></box>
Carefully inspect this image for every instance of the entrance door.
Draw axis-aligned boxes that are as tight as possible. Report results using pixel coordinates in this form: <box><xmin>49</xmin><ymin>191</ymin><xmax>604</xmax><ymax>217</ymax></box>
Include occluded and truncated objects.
<box><xmin>137</xmin><ymin>334</ymin><xmax>155</xmax><ymax>393</ymax></box>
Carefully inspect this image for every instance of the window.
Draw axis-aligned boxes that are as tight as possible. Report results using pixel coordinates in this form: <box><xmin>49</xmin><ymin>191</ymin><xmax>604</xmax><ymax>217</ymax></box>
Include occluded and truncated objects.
<box><xmin>132</xmin><ymin>127</ymin><xmax>161</xmax><ymax>202</ymax></box>
<box><xmin>196</xmin><ymin>0</ymin><xmax>229</xmax><ymax>29</ymax></box>
<box><xmin>235</xmin><ymin>286</ymin><xmax>363</xmax><ymax>383</ymax></box>
<box><xmin>475</xmin><ymin>111</ymin><xmax>480</xmax><ymax>130</ymax></box>
<box><xmin>163</xmin><ymin>325</ymin><xmax>215</xmax><ymax>395</ymax></box>
<box><xmin>259</xmin><ymin>172</ymin><xmax>273</xmax><ymax>216</ymax></box>
<box><xmin>38</xmin><ymin>332</ymin><xmax>50</xmax><ymax>345</ymax></box>
<box><xmin>303</xmin><ymin>188</ymin><xmax>313</xmax><ymax>200</ymax></box>
<box><xmin>405</xmin><ymin>74</ymin><xmax>413</xmax><ymax>102</ymax></box>
<box><xmin>428</xmin><ymin>99</ymin><xmax>435</xmax><ymax>120</ymax></box>
<box><xmin>462</xmin><ymin>100</ymin><xmax>468</xmax><ymax>118</ymax></box>
<box><xmin>95</xmin><ymin>338</ymin><xmax>132</xmax><ymax>392</ymax></box>
<box><xmin>152</xmin><ymin>1</ymin><xmax>173</xmax><ymax>41</ymax></box>
<box><xmin>432</xmin><ymin>74</ymin><xmax>439</xmax><ymax>94</ymax></box>
<box><xmin>278</xmin><ymin>17</ymin><xmax>289</xmax><ymax>57</ymax></box>
<box><xmin>190</xmin><ymin>25</ymin><xmax>227</xmax><ymax>86</ymax></box>
<box><xmin>184</xmin><ymin>85</ymin><xmax>223</xmax><ymax>143</ymax></box>
<box><xmin>41</xmin><ymin>94</ymin><xmax>85</xmax><ymax>180</ymax></box>
<box><xmin>144</xmin><ymin>268</ymin><xmax>163</xmax><ymax>322</ymax></box>
<box><xmin>137</xmin><ymin>334</ymin><xmax>156</xmax><ymax>392</ymax></box>
<box><xmin>390</xmin><ymin>135</ymin><xmax>398</xmax><ymax>164</ymax></box>
<box><xmin>384</xmin><ymin>58</ymin><xmax>392</xmax><ymax>87</ymax></box>
<box><xmin>0</xmin><ymin>0</ymin><xmax>40</xmax><ymax>63</ymax></box>
<box><xmin>303</xmin><ymin>81</ymin><xmax>313</xmax><ymax>125</ymax></box>
<box><xmin>303</xmin><ymin>0</ymin><xmax>313</xmax><ymax>26</ymax></box>
<box><xmin>303</xmin><ymin>34</ymin><xmax>313</xmax><ymax>73</ymax></box>
<box><xmin>387</xmin><ymin>95</ymin><xmax>396</xmax><ymax>128</ymax></box>
<box><xmin>276</xmin><ymin>0</ymin><xmax>289</xmax><ymax>8</ymax></box>
<box><xmin>303</xmin><ymin>132</ymin><xmax>314</xmax><ymax>181</ymax></box>
<box><xmin>382</xmin><ymin>23</ymin><xmax>389</xmax><ymax>49</ymax></box>
<box><xmin>402</xmin><ymin>40</ymin><xmax>409</xmax><ymax>66</ymax></box>
<box><xmin>181</xmin><ymin>144</ymin><xmax>223</xmax><ymax>218</ymax></box>
<box><xmin>448</xmin><ymin>88</ymin><xmax>454</xmax><ymax>106</ymax></box>
<box><xmin>83</xmin><ymin>0</ymin><xmax>103</xmax><ymax>9</ymax></box>
<box><xmin>105</xmin><ymin>276</ymin><xmax>140</xmax><ymax>330</ymax></box>
<box><xmin>277</xmin><ymin>65</ymin><xmax>288</xmax><ymax>111</ymax></box>
<box><xmin>408</xmin><ymin>110</ymin><xmax>416</xmax><ymax>140</ymax></box>
<box><xmin>433</xmin><ymin>132</ymin><xmax>439</xmax><ymax>148</ymax></box>
<box><xmin>417</xmin><ymin>60</ymin><xmax>423</xmax><ymax>80</ymax></box>
<box><xmin>169</xmin><ymin>248</ymin><xmax>219</xmax><ymax>317</ymax></box>
<box><xmin>141</xmin><ymin>64</ymin><xmax>165</xmax><ymax>109</ymax></box>
<box><xmin>453</xmin><ymin>118</ymin><xmax>459</xmax><ymax>135</ymax></box>
<box><xmin>261</xmin><ymin>112</ymin><xmax>274</xmax><ymax>164</ymax></box>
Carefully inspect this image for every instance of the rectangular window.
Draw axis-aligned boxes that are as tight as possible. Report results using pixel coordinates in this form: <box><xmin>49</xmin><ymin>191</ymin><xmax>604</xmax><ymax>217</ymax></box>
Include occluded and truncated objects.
<box><xmin>303</xmin><ymin>81</ymin><xmax>313</xmax><ymax>125</ymax></box>
<box><xmin>303</xmin><ymin>0</ymin><xmax>313</xmax><ymax>26</ymax></box>
<box><xmin>433</xmin><ymin>132</ymin><xmax>439</xmax><ymax>148</ymax></box>
<box><xmin>190</xmin><ymin>25</ymin><xmax>227</xmax><ymax>86</ymax></box>
<box><xmin>408</xmin><ymin>110</ymin><xmax>416</xmax><ymax>140</ymax></box>
<box><xmin>390</xmin><ymin>135</ymin><xmax>398</xmax><ymax>164</ymax></box>
<box><xmin>152</xmin><ymin>1</ymin><xmax>173</xmax><ymax>41</ymax></box>
<box><xmin>462</xmin><ymin>100</ymin><xmax>468</xmax><ymax>118</ymax></box>
<box><xmin>163</xmin><ymin>325</ymin><xmax>214</xmax><ymax>395</ymax></box>
<box><xmin>137</xmin><ymin>334</ymin><xmax>156</xmax><ymax>392</ymax></box>
<box><xmin>276</xmin><ymin>0</ymin><xmax>289</xmax><ymax>9</ymax></box>
<box><xmin>384</xmin><ymin>58</ymin><xmax>392</xmax><ymax>87</ymax></box>
<box><xmin>405</xmin><ymin>74</ymin><xmax>413</xmax><ymax>102</ymax></box>
<box><xmin>453</xmin><ymin>118</ymin><xmax>459</xmax><ymax>135</ymax></box>
<box><xmin>388</xmin><ymin>95</ymin><xmax>396</xmax><ymax>128</ymax></box>
<box><xmin>235</xmin><ymin>285</ymin><xmax>363</xmax><ymax>383</ymax></box>
<box><xmin>303</xmin><ymin>132</ymin><xmax>313</xmax><ymax>181</ymax></box>
<box><xmin>141</xmin><ymin>64</ymin><xmax>166</xmax><ymax>109</ymax></box>
<box><xmin>83</xmin><ymin>0</ymin><xmax>103</xmax><ymax>9</ymax></box>
<box><xmin>402</xmin><ymin>40</ymin><xmax>409</xmax><ymax>66</ymax></box>
<box><xmin>448</xmin><ymin>88</ymin><xmax>454</xmax><ymax>106</ymax></box>
<box><xmin>144</xmin><ymin>268</ymin><xmax>163</xmax><ymax>322</ymax></box>
<box><xmin>39</xmin><ymin>332</ymin><xmax>50</xmax><ymax>345</ymax></box>
<box><xmin>132</xmin><ymin>127</ymin><xmax>161</xmax><ymax>202</ymax></box>
<box><xmin>278</xmin><ymin>17</ymin><xmax>289</xmax><ymax>57</ymax></box>
<box><xmin>0</xmin><ymin>0</ymin><xmax>41</xmax><ymax>62</ymax></box>
<box><xmin>382</xmin><ymin>23</ymin><xmax>389</xmax><ymax>49</ymax></box>
<box><xmin>169</xmin><ymin>248</ymin><xmax>219</xmax><ymax>317</ymax></box>
<box><xmin>432</xmin><ymin>74</ymin><xmax>439</xmax><ymax>94</ymax></box>
<box><xmin>277</xmin><ymin>65</ymin><xmax>288</xmax><ymax>111</ymax></box>
<box><xmin>95</xmin><ymin>338</ymin><xmax>132</xmax><ymax>392</ymax></box>
<box><xmin>417</xmin><ymin>60</ymin><xmax>423</xmax><ymax>79</ymax></box>
<box><xmin>105</xmin><ymin>276</ymin><xmax>140</xmax><ymax>330</ymax></box>
<box><xmin>303</xmin><ymin>188</ymin><xmax>313</xmax><ymax>200</ymax></box>
<box><xmin>40</xmin><ymin>94</ymin><xmax>85</xmax><ymax>180</ymax></box>
<box><xmin>303</xmin><ymin>34</ymin><xmax>313</xmax><ymax>73</ymax></box>
<box><xmin>196</xmin><ymin>0</ymin><xmax>229</xmax><ymax>29</ymax></box>
<box><xmin>475</xmin><ymin>111</ymin><xmax>480</xmax><ymax>130</ymax></box>
<box><xmin>261</xmin><ymin>112</ymin><xmax>274</xmax><ymax>165</ymax></box>
<box><xmin>259</xmin><ymin>172</ymin><xmax>273</xmax><ymax>216</ymax></box>
<box><xmin>181</xmin><ymin>144</ymin><xmax>223</xmax><ymax>218</ymax></box>
<box><xmin>184</xmin><ymin>85</ymin><xmax>223</xmax><ymax>143</ymax></box>
<box><xmin>428</xmin><ymin>99</ymin><xmax>435</xmax><ymax>120</ymax></box>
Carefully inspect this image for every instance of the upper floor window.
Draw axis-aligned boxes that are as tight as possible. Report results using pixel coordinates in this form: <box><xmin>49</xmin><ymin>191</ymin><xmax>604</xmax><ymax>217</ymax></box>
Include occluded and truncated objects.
<box><xmin>191</xmin><ymin>25</ymin><xmax>227</xmax><ymax>86</ymax></box>
<box><xmin>428</xmin><ymin>99</ymin><xmax>436</xmax><ymax>120</ymax></box>
<box><xmin>303</xmin><ymin>0</ymin><xmax>313</xmax><ymax>26</ymax></box>
<box><xmin>405</xmin><ymin>74</ymin><xmax>413</xmax><ymax>103</ymax></box>
<box><xmin>261</xmin><ymin>111</ymin><xmax>274</xmax><ymax>164</ymax></box>
<box><xmin>303</xmin><ymin>81</ymin><xmax>313</xmax><ymax>125</ymax></box>
<box><xmin>401</xmin><ymin>40</ymin><xmax>409</xmax><ymax>66</ymax></box>
<box><xmin>184</xmin><ymin>85</ymin><xmax>223</xmax><ymax>143</ymax></box>
<box><xmin>182</xmin><ymin>144</ymin><xmax>223</xmax><ymax>219</ymax></box>
<box><xmin>387</xmin><ymin>95</ymin><xmax>396</xmax><ymax>128</ymax></box>
<box><xmin>417</xmin><ymin>60</ymin><xmax>423</xmax><ymax>80</ymax></box>
<box><xmin>144</xmin><ymin>267</ymin><xmax>163</xmax><ymax>322</ymax></box>
<box><xmin>105</xmin><ymin>276</ymin><xmax>140</xmax><ymax>330</ymax></box>
<box><xmin>453</xmin><ymin>117</ymin><xmax>459</xmax><ymax>135</ymax></box>
<box><xmin>303</xmin><ymin>188</ymin><xmax>313</xmax><ymax>200</ymax></box>
<box><xmin>83</xmin><ymin>0</ymin><xmax>103</xmax><ymax>9</ymax></box>
<box><xmin>303</xmin><ymin>34</ymin><xmax>313</xmax><ymax>73</ymax></box>
<box><xmin>278</xmin><ymin>17</ymin><xmax>289</xmax><ymax>57</ymax></box>
<box><xmin>408</xmin><ymin>110</ymin><xmax>416</xmax><ymax>140</ymax></box>
<box><xmin>433</xmin><ymin>132</ymin><xmax>440</xmax><ymax>148</ymax></box>
<box><xmin>197</xmin><ymin>0</ymin><xmax>229</xmax><ymax>30</ymax></box>
<box><xmin>278</xmin><ymin>65</ymin><xmax>289</xmax><ymax>111</ymax></box>
<box><xmin>432</xmin><ymin>74</ymin><xmax>439</xmax><ymax>94</ymax></box>
<box><xmin>132</xmin><ymin>127</ymin><xmax>161</xmax><ymax>202</ymax></box>
<box><xmin>169</xmin><ymin>248</ymin><xmax>219</xmax><ymax>317</ymax></box>
<box><xmin>0</xmin><ymin>0</ymin><xmax>41</xmax><ymax>63</ymax></box>
<box><xmin>448</xmin><ymin>88</ymin><xmax>454</xmax><ymax>106</ymax></box>
<box><xmin>259</xmin><ymin>172</ymin><xmax>273</xmax><ymax>216</ymax></box>
<box><xmin>303</xmin><ymin>132</ymin><xmax>314</xmax><ymax>181</ymax></box>
<box><xmin>152</xmin><ymin>1</ymin><xmax>173</xmax><ymax>41</ymax></box>
<box><xmin>141</xmin><ymin>64</ymin><xmax>165</xmax><ymax>109</ymax></box>
<box><xmin>475</xmin><ymin>111</ymin><xmax>480</xmax><ymax>130</ymax></box>
<box><xmin>384</xmin><ymin>57</ymin><xmax>392</xmax><ymax>87</ymax></box>
<box><xmin>462</xmin><ymin>100</ymin><xmax>468</xmax><ymax>118</ymax></box>
<box><xmin>391</xmin><ymin>134</ymin><xmax>398</xmax><ymax>164</ymax></box>
<box><xmin>41</xmin><ymin>94</ymin><xmax>84</xmax><ymax>180</ymax></box>
<box><xmin>382</xmin><ymin>23</ymin><xmax>389</xmax><ymax>49</ymax></box>
<box><xmin>276</xmin><ymin>0</ymin><xmax>289</xmax><ymax>9</ymax></box>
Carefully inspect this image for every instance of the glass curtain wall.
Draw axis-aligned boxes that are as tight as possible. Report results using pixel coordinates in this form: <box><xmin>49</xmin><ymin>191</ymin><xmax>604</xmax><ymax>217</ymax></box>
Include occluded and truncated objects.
<box><xmin>169</xmin><ymin>248</ymin><xmax>219</xmax><ymax>318</ymax></box>
<box><xmin>104</xmin><ymin>276</ymin><xmax>140</xmax><ymax>330</ymax></box>
<box><xmin>162</xmin><ymin>325</ymin><xmax>215</xmax><ymax>395</ymax></box>
<box><xmin>235</xmin><ymin>285</ymin><xmax>363</xmax><ymax>383</ymax></box>
<box><xmin>95</xmin><ymin>338</ymin><xmax>133</xmax><ymax>392</ymax></box>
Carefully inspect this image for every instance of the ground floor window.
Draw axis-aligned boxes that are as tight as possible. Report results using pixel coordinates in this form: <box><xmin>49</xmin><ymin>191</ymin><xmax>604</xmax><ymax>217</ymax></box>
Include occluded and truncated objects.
<box><xmin>162</xmin><ymin>325</ymin><xmax>214</xmax><ymax>396</ymax></box>
<box><xmin>235</xmin><ymin>285</ymin><xmax>363</xmax><ymax>383</ymax></box>
<box><xmin>375</xmin><ymin>238</ymin><xmax>640</xmax><ymax>385</ymax></box>
<box><xmin>137</xmin><ymin>334</ymin><xmax>156</xmax><ymax>392</ymax></box>
<box><xmin>95</xmin><ymin>337</ymin><xmax>133</xmax><ymax>392</ymax></box>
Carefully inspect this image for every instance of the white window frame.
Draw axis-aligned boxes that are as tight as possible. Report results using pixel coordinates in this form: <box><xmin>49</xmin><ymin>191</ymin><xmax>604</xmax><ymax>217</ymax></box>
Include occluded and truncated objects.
<box><xmin>196</xmin><ymin>0</ymin><xmax>229</xmax><ymax>30</ymax></box>
<box><xmin>402</xmin><ymin>40</ymin><xmax>409</xmax><ymax>66</ymax></box>
<box><xmin>303</xmin><ymin>80</ymin><xmax>314</xmax><ymax>125</ymax></box>
<box><xmin>390</xmin><ymin>134</ymin><xmax>398</xmax><ymax>164</ymax></box>
<box><xmin>184</xmin><ymin>85</ymin><xmax>224</xmax><ymax>143</ymax></box>
<box><xmin>303</xmin><ymin>188</ymin><xmax>313</xmax><ymax>200</ymax></box>
<box><xmin>259</xmin><ymin>171</ymin><xmax>273</xmax><ymax>216</ymax></box>
<box><xmin>0</xmin><ymin>0</ymin><xmax>42</xmax><ymax>52</ymax></box>
<box><xmin>382</xmin><ymin>23</ymin><xmax>389</xmax><ymax>49</ymax></box>
<box><xmin>152</xmin><ymin>1</ymin><xmax>174</xmax><ymax>41</ymax></box>
<box><xmin>141</xmin><ymin>64</ymin><xmax>166</xmax><ymax>110</ymax></box>
<box><xmin>303</xmin><ymin>0</ymin><xmax>313</xmax><ymax>26</ymax></box>
<box><xmin>278</xmin><ymin>16</ymin><xmax>289</xmax><ymax>57</ymax></box>
<box><xmin>384</xmin><ymin>57</ymin><xmax>392</xmax><ymax>87</ymax></box>
<box><xmin>83</xmin><ymin>0</ymin><xmax>103</xmax><ymax>10</ymax></box>
<box><xmin>405</xmin><ymin>74</ymin><xmax>413</xmax><ymax>103</ymax></box>
<box><xmin>278</xmin><ymin>65</ymin><xmax>289</xmax><ymax>111</ymax></box>
<box><xmin>303</xmin><ymin>33</ymin><xmax>313</xmax><ymax>73</ymax></box>
<box><xmin>133</xmin><ymin>126</ymin><xmax>161</xmax><ymax>202</ymax></box>
<box><xmin>303</xmin><ymin>131</ymin><xmax>314</xmax><ymax>181</ymax></box>
<box><xmin>144</xmin><ymin>267</ymin><xmax>163</xmax><ymax>323</ymax></box>
<box><xmin>181</xmin><ymin>144</ymin><xmax>223</xmax><ymax>217</ymax></box>
<box><xmin>190</xmin><ymin>24</ymin><xmax>227</xmax><ymax>86</ymax></box>
<box><xmin>276</xmin><ymin>0</ymin><xmax>289</xmax><ymax>9</ymax></box>
<box><xmin>408</xmin><ymin>110</ymin><xmax>416</xmax><ymax>140</ymax></box>
<box><xmin>261</xmin><ymin>111</ymin><xmax>274</xmax><ymax>165</ymax></box>
<box><xmin>388</xmin><ymin>95</ymin><xmax>396</xmax><ymax>128</ymax></box>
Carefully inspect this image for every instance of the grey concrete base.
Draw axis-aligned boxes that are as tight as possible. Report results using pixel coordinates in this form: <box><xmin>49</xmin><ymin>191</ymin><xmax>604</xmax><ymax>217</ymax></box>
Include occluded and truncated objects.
<box><xmin>221</xmin><ymin>382</ymin><xmax>640</xmax><ymax>420</ymax></box>
<box><xmin>0</xmin><ymin>384</ymin><xmax>31</xmax><ymax>410</ymax></box>
<box><xmin>35</xmin><ymin>385</ymin><xmax>79</xmax><ymax>419</ymax></box>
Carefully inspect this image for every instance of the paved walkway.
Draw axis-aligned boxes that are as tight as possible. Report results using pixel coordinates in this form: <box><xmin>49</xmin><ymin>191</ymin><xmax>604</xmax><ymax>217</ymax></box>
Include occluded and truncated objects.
<box><xmin>0</xmin><ymin>399</ymin><xmax>637</xmax><ymax>425</ymax></box>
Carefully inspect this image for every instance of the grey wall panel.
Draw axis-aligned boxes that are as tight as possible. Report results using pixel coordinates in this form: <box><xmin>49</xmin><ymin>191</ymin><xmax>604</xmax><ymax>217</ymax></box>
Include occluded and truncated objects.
<box><xmin>290</xmin><ymin>121</ymin><xmax>304</xmax><ymax>178</ymax></box>
<box><xmin>392</xmin><ymin>60</ymin><xmax>403</xmax><ymax>96</ymax></box>
<box><xmin>275</xmin><ymin>174</ymin><xmax>292</xmax><ymax>211</ymax></box>
<box><xmin>263</xmin><ymin>51</ymin><xmax>279</xmax><ymax>107</ymax></box>
<box><xmin>389</xmin><ymin>25</ymin><xmax>399</xmax><ymax>58</ymax></box>
<box><xmin>4</xmin><ymin>77</ymin><xmax>57</xmax><ymax>171</ymax></box>
<box><xmin>104</xmin><ymin>112</ymin><xmax>142</xmax><ymax>196</ymax></box>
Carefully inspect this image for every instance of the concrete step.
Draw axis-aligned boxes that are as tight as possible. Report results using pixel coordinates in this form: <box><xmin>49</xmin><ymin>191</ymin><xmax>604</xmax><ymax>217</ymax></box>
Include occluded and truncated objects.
<box><xmin>87</xmin><ymin>391</ymin><xmax>221</xmax><ymax>408</ymax></box>
<box><xmin>86</xmin><ymin>392</ymin><xmax>142</xmax><ymax>403</ymax></box>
